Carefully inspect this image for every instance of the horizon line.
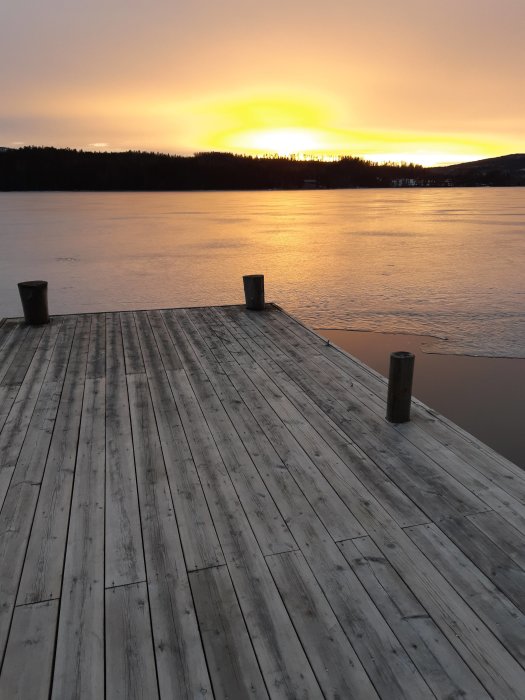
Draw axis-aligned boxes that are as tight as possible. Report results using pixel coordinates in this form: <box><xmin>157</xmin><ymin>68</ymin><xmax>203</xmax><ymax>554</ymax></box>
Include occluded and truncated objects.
<box><xmin>3</xmin><ymin>145</ymin><xmax>523</xmax><ymax>169</ymax></box>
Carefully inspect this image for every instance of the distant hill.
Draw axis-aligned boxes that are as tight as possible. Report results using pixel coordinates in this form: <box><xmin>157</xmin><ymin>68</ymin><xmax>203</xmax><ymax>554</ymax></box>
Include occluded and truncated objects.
<box><xmin>429</xmin><ymin>154</ymin><xmax>525</xmax><ymax>186</ymax></box>
<box><xmin>0</xmin><ymin>146</ymin><xmax>523</xmax><ymax>190</ymax></box>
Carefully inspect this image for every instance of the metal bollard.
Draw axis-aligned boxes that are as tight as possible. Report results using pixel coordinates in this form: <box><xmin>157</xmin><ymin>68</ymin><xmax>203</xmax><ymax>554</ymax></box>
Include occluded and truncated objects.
<box><xmin>243</xmin><ymin>274</ymin><xmax>265</xmax><ymax>310</ymax></box>
<box><xmin>18</xmin><ymin>280</ymin><xmax>50</xmax><ymax>325</ymax></box>
<box><xmin>386</xmin><ymin>351</ymin><xmax>415</xmax><ymax>423</ymax></box>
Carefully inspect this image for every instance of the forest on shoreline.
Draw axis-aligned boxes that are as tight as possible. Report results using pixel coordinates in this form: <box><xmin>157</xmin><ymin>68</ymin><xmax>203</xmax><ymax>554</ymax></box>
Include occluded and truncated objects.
<box><xmin>1</xmin><ymin>147</ymin><xmax>524</xmax><ymax>190</ymax></box>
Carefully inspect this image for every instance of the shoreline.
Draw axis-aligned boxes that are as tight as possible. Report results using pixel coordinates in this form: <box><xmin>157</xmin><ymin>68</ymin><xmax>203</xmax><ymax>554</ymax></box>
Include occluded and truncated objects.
<box><xmin>319</xmin><ymin>328</ymin><xmax>525</xmax><ymax>469</ymax></box>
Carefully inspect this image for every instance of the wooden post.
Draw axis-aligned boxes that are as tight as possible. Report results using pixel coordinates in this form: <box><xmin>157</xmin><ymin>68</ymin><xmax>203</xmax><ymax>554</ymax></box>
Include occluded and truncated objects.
<box><xmin>386</xmin><ymin>351</ymin><xmax>414</xmax><ymax>423</ymax></box>
<box><xmin>18</xmin><ymin>280</ymin><xmax>49</xmax><ymax>325</ymax></box>
<box><xmin>243</xmin><ymin>275</ymin><xmax>265</xmax><ymax>310</ymax></box>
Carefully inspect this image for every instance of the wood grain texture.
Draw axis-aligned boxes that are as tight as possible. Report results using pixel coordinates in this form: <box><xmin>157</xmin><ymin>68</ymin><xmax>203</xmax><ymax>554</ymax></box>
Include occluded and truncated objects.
<box><xmin>338</xmin><ymin>536</ymin><xmax>490</xmax><ymax>699</ymax></box>
<box><xmin>212</xmin><ymin>308</ymin><xmax>427</xmax><ymax>529</ymax></box>
<box><xmin>134</xmin><ymin>310</ymin><xmax>223</xmax><ymax>570</ymax></box>
<box><xmin>165</xmin><ymin>309</ymin><xmax>296</xmax><ymax>556</ymax></box>
<box><xmin>237</xmin><ymin>306</ymin><xmax>488</xmax><ymax>521</ymax></box>
<box><xmin>0</xmin><ymin>600</ymin><xmax>58</xmax><ymax>700</ymax></box>
<box><xmin>0</xmin><ymin>385</ymin><xmax>18</xmax><ymax>439</ymax></box>
<box><xmin>468</xmin><ymin>509</ymin><xmax>525</xmax><ymax>569</ymax></box>
<box><xmin>274</xmin><ymin>304</ymin><xmax>525</xmax><ymax>489</ymax></box>
<box><xmin>120</xmin><ymin>312</ymin><xmax>145</xmax><ymax>375</ymax></box>
<box><xmin>267</xmin><ymin>550</ymin><xmax>379</xmax><ymax>699</ymax></box>
<box><xmin>0</xmin><ymin>324</ymin><xmax>30</xmax><ymax>385</ymax></box>
<box><xmin>51</xmin><ymin>376</ymin><xmax>105</xmax><ymax>700</ymax></box>
<box><xmin>190</xmin><ymin>565</ymin><xmax>269</xmax><ymax>699</ymax></box>
<box><xmin>127</xmin><ymin>373</ymin><xmax>211</xmax><ymax>698</ymax></box>
<box><xmin>430</xmin><ymin>516</ymin><xmax>525</xmax><ymax>615</ymax></box>
<box><xmin>0</xmin><ymin>321</ymin><xmax>77</xmax><ymax>661</ymax></box>
<box><xmin>182</xmin><ymin>310</ymin><xmax>432</xmax><ymax>699</ymax></box>
<box><xmin>0</xmin><ymin>482</ymin><xmax>41</xmax><ymax>662</ymax></box>
<box><xmin>17</xmin><ymin>315</ymin><xmax>91</xmax><ymax>605</ymax></box>
<box><xmin>159</xmin><ymin>322</ymin><xmax>322</xmax><ymax>697</ymax></box>
<box><xmin>2</xmin><ymin>317</ymin><xmax>76</xmax><ymax>493</ymax></box>
<box><xmin>105</xmin><ymin>312</ymin><xmax>145</xmax><ymax>587</ymax></box>
<box><xmin>0</xmin><ymin>324</ymin><xmax>45</xmax><ymax>387</ymax></box>
<box><xmin>181</xmin><ymin>313</ymin><xmax>421</xmax><ymax>694</ymax></box>
<box><xmin>0</xmin><ymin>319</ymin><xmax>62</xmax><ymax>472</ymax></box>
<box><xmin>212</xmin><ymin>328</ymin><xmax>367</xmax><ymax>541</ymax></box>
<box><xmin>402</xmin><ymin>522</ymin><xmax>525</xmax><ymax>697</ymax></box>
<box><xmin>105</xmin><ymin>582</ymin><xmax>159</xmax><ymax>700</ymax></box>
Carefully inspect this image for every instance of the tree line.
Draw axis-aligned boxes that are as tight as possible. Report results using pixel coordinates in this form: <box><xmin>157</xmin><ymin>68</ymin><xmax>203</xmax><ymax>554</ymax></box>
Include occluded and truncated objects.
<box><xmin>0</xmin><ymin>147</ymin><xmax>428</xmax><ymax>190</ymax></box>
<box><xmin>1</xmin><ymin>146</ymin><xmax>522</xmax><ymax>190</ymax></box>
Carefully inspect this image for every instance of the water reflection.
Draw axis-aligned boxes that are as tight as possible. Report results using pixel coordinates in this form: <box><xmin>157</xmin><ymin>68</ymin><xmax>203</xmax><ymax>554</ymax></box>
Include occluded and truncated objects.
<box><xmin>0</xmin><ymin>188</ymin><xmax>524</xmax><ymax>357</ymax></box>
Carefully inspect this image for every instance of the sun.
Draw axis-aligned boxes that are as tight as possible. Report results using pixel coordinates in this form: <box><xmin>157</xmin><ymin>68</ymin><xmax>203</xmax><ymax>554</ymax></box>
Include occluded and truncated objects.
<box><xmin>176</xmin><ymin>90</ymin><xmax>507</xmax><ymax>165</ymax></box>
<box><xmin>232</xmin><ymin>127</ymin><xmax>325</xmax><ymax>157</ymax></box>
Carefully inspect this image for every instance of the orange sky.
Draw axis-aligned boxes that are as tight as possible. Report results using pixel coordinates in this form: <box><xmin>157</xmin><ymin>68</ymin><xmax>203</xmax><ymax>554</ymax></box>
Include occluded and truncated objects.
<box><xmin>1</xmin><ymin>0</ymin><xmax>524</xmax><ymax>165</ymax></box>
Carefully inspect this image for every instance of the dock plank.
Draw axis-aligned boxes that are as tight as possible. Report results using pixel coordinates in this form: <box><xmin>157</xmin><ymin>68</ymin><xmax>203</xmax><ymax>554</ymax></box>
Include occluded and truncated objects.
<box><xmin>0</xmin><ymin>321</ymin><xmax>77</xmax><ymax>662</ymax></box>
<box><xmin>411</xmin><ymin>404</ymin><xmax>525</xmax><ymax>486</ymax></box>
<box><xmin>217</xmin><ymin>311</ymin><xmax>525</xmax><ymax>698</ymax></box>
<box><xmin>394</xmin><ymin>420</ymin><xmax>525</xmax><ymax>510</ymax></box>
<box><xmin>437</xmin><ymin>515</ymin><xmax>525</xmax><ymax>614</ymax></box>
<box><xmin>276</xmin><ymin>305</ymin><xmax>525</xmax><ymax>486</ymax></box>
<box><xmin>179</xmin><ymin>313</ymin><xmax>434</xmax><ymax>698</ymax></box>
<box><xmin>164</xmin><ymin>309</ymin><xmax>297</xmax><ymax>556</ymax></box>
<box><xmin>217</xmin><ymin>310</ymin><xmax>423</xmax><ymax>540</ymax></box>
<box><xmin>0</xmin><ymin>482</ymin><xmax>41</xmax><ymax>663</ymax></box>
<box><xmin>17</xmin><ymin>315</ymin><xmax>91</xmax><ymax>604</ymax></box>
<box><xmin>273</xmin><ymin>333</ymin><xmax>525</xmax><ymax>510</ymax></box>
<box><xmin>0</xmin><ymin>324</ymin><xmax>44</xmax><ymax>387</ymax></box>
<box><xmin>146</xmin><ymin>310</ymin><xmax>183</xmax><ymax>371</ymax></box>
<box><xmin>105</xmin><ymin>582</ymin><xmax>159</xmax><ymax>700</ymax></box>
<box><xmin>147</xmin><ymin>377</ymin><xmax>224</xmax><ymax>570</ymax></box>
<box><xmin>133</xmin><ymin>311</ymin><xmax>224</xmax><ymax>571</ymax></box>
<box><xmin>0</xmin><ymin>324</ymin><xmax>30</xmax><ymax>385</ymax></box>
<box><xmin>468</xmin><ymin>510</ymin><xmax>525</xmax><ymax>569</ymax></box>
<box><xmin>0</xmin><ymin>600</ymin><xmax>58</xmax><ymax>700</ymax></box>
<box><xmin>2</xmin><ymin>317</ymin><xmax>76</xmax><ymax>494</ymax></box>
<box><xmin>267</xmin><ymin>309</ymin><xmax>525</xmax><ymax>509</ymax></box>
<box><xmin>189</xmin><ymin>565</ymin><xmax>269</xmax><ymax>699</ymax></box>
<box><xmin>0</xmin><ymin>319</ymin><xmax>62</xmax><ymax>472</ymax></box>
<box><xmin>120</xmin><ymin>312</ymin><xmax>145</xmax><ymax>375</ymax></box>
<box><xmin>209</xmin><ymin>315</ymin><xmax>369</xmax><ymax>542</ymax></box>
<box><xmin>406</xmin><ymin>522</ymin><xmax>525</xmax><ymax>667</ymax></box>
<box><xmin>338</xmin><ymin>536</ymin><xmax>491</xmax><ymax>699</ymax></box>
<box><xmin>105</xmin><ymin>312</ymin><xmax>145</xmax><ymax>587</ymax></box>
<box><xmin>267</xmin><ymin>550</ymin><xmax>380</xmax><ymax>699</ymax></box>
<box><xmin>0</xmin><ymin>319</ymin><xmax>11</xmax><ymax>344</ymax></box>
<box><xmin>206</xmin><ymin>307</ymin><xmax>427</xmax><ymax>529</ymax></box>
<box><xmin>0</xmin><ymin>385</ymin><xmax>19</xmax><ymax>438</ymax></box>
<box><xmin>235</xmin><ymin>306</ymin><xmax>489</xmax><ymax>521</ymax></box>
<box><xmin>379</xmin><ymin>523</ymin><xmax>525</xmax><ymax>700</ymax></box>
<box><xmin>127</xmin><ymin>373</ymin><xmax>212</xmax><ymax>698</ymax></box>
<box><xmin>155</xmin><ymin>336</ymin><xmax>322</xmax><ymax>697</ymax></box>
<box><xmin>86</xmin><ymin>313</ymin><xmax>106</xmax><ymax>380</ymax></box>
<box><xmin>51</xmin><ymin>376</ymin><xmax>105</xmax><ymax>700</ymax></box>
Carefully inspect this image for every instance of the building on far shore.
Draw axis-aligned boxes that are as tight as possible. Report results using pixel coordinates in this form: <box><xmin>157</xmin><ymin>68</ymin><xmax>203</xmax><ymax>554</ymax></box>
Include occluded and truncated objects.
<box><xmin>303</xmin><ymin>178</ymin><xmax>319</xmax><ymax>189</ymax></box>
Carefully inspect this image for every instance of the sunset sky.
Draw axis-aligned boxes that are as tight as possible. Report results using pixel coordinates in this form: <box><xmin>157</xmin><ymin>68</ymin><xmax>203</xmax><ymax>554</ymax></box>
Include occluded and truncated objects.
<box><xmin>1</xmin><ymin>0</ymin><xmax>524</xmax><ymax>165</ymax></box>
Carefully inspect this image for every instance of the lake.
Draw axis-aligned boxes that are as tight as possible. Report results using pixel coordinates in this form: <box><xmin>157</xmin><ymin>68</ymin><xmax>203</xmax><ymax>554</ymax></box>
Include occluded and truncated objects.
<box><xmin>1</xmin><ymin>188</ymin><xmax>524</xmax><ymax>464</ymax></box>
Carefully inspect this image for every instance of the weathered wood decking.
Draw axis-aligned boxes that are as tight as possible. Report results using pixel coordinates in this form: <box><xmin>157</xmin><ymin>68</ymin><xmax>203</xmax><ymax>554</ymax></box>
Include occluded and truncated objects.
<box><xmin>1</xmin><ymin>304</ymin><xmax>525</xmax><ymax>699</ymax></box>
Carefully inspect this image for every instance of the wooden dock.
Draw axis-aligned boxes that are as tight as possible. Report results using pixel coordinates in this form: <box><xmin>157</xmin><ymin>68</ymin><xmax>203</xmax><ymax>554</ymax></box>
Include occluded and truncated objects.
<box><xmin>1</xmin><ymin>304</ymin><xmax>525</xmax><ymax>699</ymax></box>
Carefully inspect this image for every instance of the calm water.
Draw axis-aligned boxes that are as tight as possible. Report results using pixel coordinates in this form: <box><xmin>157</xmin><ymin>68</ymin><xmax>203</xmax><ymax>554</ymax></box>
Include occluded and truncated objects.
<box><xmin>1</xmin><ymin>188</ymin><xmax>524</xmax><ymax>357</ymax></box>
